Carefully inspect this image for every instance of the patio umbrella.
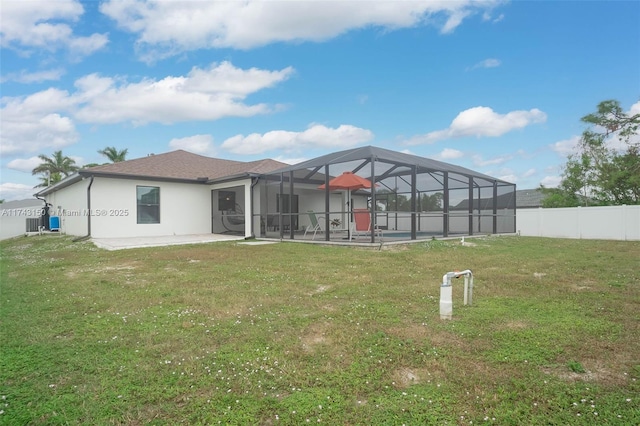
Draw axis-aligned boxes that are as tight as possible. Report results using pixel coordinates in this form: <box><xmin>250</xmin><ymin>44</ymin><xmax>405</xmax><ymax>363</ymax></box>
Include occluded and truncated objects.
<box><xmin>318</xmin><ymin>171</ymin><xmax>374</xmax><ymax>239</ymax></box>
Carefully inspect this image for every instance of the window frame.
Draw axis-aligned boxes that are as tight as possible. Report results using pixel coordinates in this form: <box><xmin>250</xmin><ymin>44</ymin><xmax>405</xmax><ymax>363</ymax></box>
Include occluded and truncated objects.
<box><xmin>136</xmin><ymin>185</ymin><xmax>160</xmax><ymax>224</ymax></box>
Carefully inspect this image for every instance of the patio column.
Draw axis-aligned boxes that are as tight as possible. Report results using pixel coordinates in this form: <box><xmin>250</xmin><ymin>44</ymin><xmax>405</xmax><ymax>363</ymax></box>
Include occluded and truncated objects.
<box><xmin>244</xmin><ymin>180</ymin><xmax>252</xmax><ymax>238</ymax></box>
<box><xmin>370</xmin><ymin>157</ymin><xmax>376</xmax><ymax>244</ymax></box>
<box><xmin>492</xmin><ymin>181</ymin><xmax>498</xmax><ymax>234</ymax></box>
<box><xmin>443</xmin><ymin>172</ymin><xmax>449</xmax><ymax>237</ymax></box>
<box><xmin>289</xmin><ymin>170</ymin><xmax>295</xmax><ymax>240</ymax></box>
<box><xmin>468</xmin><ymin>176</ymin><xmax>473</xmax><ymax>236</ymax></box>
<box><xmin>411</xmin><ymin>165</ymin><xmax>417</xmax><ymax>240</ymax></box>
<box><xmin>279</xmin><ymin>173</ymin><xmax>284</xmax><ymax>238</ymax></box>
<box><xmin>324</xmin><ymin>164</ymin><xmax>330</xmax><ymax>241</ymax></box>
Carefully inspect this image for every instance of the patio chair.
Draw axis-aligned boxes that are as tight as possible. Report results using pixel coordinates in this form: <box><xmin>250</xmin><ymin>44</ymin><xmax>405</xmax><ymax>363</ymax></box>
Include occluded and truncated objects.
<box><xmin>352</xmin><ymin>208</ymin><xmax>383</xmax><ymax>240</ymax></box>
<box><xmin>303</xmin><ymin>210</ymin><xmax>325</xmax><ymax>240</ymax></box>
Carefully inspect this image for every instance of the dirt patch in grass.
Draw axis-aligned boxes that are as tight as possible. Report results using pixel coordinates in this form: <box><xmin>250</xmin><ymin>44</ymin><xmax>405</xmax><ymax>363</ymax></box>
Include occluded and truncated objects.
<box><xmin>540</xmin><ymin>364</ymin><xmax>624</xmax><ymax>386</ymax></box>
<box><xmin>392</xmin><ymin>367</ymin><xmax>422</xmax><ymax>387</ymax></box>
<box><xmin>65</xmin><ymin>261</ymin><xmax>140</xmax><ymax>278</ymax></box>
<box><xmin>300</xmin><ymin>322</ymin><xmax>332</xmax><ymax>353</ymax></box>
<box><xmin>427</xmin><ymin>329</ymin><xmax>468</xmax><ymax>350</ymax></box>
<box><xmin>309</xmin><ymin>284</ymin><xmax>331</xmax><ymax>295</ymax></box>
<box><xmin>386</xmin><ymin>323</ymin><xmax>429</xmax><ymax>341</ymax></box>
<box><xmin>547</xmin><ymin>344</ymin><xmax>637</xmax><ymax>388</ymax></box>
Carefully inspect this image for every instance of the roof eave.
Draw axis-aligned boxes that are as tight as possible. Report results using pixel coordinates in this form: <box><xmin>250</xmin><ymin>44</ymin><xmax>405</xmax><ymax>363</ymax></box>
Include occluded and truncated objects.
<box><xmin>78</xmin><ymin>170</ymin><xmax>211</xmax><ymax>184</ymax></box>
<box><xmin>34</xmin><ymin>173</ymin><xmax>83</xmax><ymax>197</ymax></box>
<box><xmin>206</xmin><ymin>172</ymin><xmax>256</xmax><ymax>185</ymax></box>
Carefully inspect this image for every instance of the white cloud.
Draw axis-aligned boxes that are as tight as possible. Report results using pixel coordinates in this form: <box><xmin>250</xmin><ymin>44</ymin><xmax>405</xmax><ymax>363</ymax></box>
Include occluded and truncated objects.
<box><xmin>0</xmin><ymin>0</ymin><xmax>108</xmax><ymax>58</ymax></box>
<box><xmin>469</xmin><ymin>58</ymin><xmax>501</xmax><ymax>70</ymax></box>
<box><xmin>522</xmin><ymin>168</ymin><xmax>537</xmax><ymax>178</ymax></box>
<box><xmin>73</xmin><ymin>62</ymin><xmax>294</xmax><ymax>124</ymax></box>
<box><xmin>550</xmin><ymin>136</ymin><xmax>580</xmax><ymax>157</ymax></box>
<box><xmin>70</xmin><ymin>156</ymin><xmax>85</xmax><ymax>167</ymax></box>
<box><xmin>482</xmin><ymin>12</ymin><xmax>504</xmax><ymax>23</ymax></box>
<box><xmin>221</xmin><ymin>124</ymin><xmax>374</xmax><ymax>155</ymax></box>
<box><xmin>1</xmin><ymin>68</ymin><xmax>65</xmax><ymax>84</ymax></box>
<box><xmin>7</xmin><ymin>157</ymin><xmax>43</xmax><ymax>173</ymax></box>
<box><xmin>437</xmin><ymin>148</ymin><xmax>464</xmax><ymax>160</ymax></box>
<box><xmin>472</xmin><ymin>154</ymin><xmax>512</xmax><ymax>167</ymax></box>
<box><xmin>0</xmin><ymin>182</ymin><xmax>36</xmax><ymax>201</ymax></box>
<box><xmin>100</xmin><ymin>0</ymin><xmax>501</xmax><ymax>60</ymax></box>
<box><xmin>169</xmin><ymin>135</ymin><xmax>215</xmax><ymax>155</ymax></box>
<box><xmin>1</xmin><ymin>62</ymin><xmax>292</xmax><ymax>156</ymax></box>
<box><xmin>540</xmin><ymin>175</ymin><xmax>562</xmax><ymax>188</ymax></box>
<box><xmin>629</xmin><ymin>100</ymin><xmax>640</xmax><ymax>116</ymax></box>
<box><xmin>1</xmin><ymin>89</ymin><xmax>79</xmax><ymax>155</ymax></box>
<box><xmin>274</xmin><ymin>156</ymin><xmax>307</xmax><ymax>166</ymax></box>
<box><xmin>498</xmin><ymin>174</ymin><xmax>518</xmax><ymax>183</ymax></box>
<box><xmin>406</xmin><ymin>106</ymin><xmax>547</xmax><ymax>145</ymax></box>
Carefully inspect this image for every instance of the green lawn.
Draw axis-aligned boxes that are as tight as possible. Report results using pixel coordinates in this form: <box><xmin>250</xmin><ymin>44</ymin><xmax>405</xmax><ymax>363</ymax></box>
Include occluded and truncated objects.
<box><xmin>1</xmin><ymin>235</ymin><xmax>638</xmax><ymax>425</ymax></box>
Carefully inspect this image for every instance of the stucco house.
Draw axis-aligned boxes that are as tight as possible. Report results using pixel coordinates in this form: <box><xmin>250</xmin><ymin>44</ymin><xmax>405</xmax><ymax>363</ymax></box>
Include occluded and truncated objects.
<box><xmin>35</xmin><ymin>146</ymin><xmax>516</xmax><ymax>243</ymax></box>
<box><xmin>35</xmin><ymin>150</ymin><xmax>286</xmax><ymax>240</ymax></box>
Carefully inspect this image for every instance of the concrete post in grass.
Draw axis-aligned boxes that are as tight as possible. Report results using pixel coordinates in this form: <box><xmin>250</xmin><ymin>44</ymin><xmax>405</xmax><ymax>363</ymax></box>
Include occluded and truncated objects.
<box><xmin>440</xmin><ymin>270</ymin><xmax>473</xmax><ymax>320</ymax></box>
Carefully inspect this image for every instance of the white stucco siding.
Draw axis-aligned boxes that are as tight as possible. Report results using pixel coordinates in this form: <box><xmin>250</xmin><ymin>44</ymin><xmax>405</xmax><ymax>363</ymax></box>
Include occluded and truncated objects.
<box><xmin>0</xmin><ymin>199</ymin><xmax>45</xmax><ymax>240</ymax></box>
<box><xmin>46</xmin><ymin>178</ymin><xmax>90</xmax><ymax>237</ymax></box>
<box><xmin>89</xmin><ymin>178</ymin><xmax>211</xmax><ymax>238</ymax></box>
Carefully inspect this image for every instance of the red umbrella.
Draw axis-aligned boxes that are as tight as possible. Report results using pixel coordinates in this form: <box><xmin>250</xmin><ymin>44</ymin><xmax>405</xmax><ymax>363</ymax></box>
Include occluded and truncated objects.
<box><xmin>318</xmin><ymin>172</ymin><xmax>374</xmax><ymax>239</ymax></box>
<box><xmin>318</xmin><ymin>171</ymin><xmax>374</xmax><ymax>191</ymax></box>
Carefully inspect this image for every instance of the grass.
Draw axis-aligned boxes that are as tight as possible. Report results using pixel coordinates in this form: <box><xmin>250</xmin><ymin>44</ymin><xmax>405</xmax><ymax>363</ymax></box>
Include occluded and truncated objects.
<box><xmin>1</xmin><ymin>234</ymin><xmax>639</xmax><ymax>425</ymax></box>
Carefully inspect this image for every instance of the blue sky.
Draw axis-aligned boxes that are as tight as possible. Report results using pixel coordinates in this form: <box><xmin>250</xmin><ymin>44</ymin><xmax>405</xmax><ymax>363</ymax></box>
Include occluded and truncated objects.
<box><xmin>1</xmin><ymin>0</ymin><xmax>639</xmax><ymax>201</ymax></box>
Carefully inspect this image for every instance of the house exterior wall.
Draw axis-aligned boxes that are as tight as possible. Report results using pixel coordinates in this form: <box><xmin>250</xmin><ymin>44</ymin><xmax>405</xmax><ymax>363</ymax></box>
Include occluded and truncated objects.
<box><xmin>297</xmin><ymin>188</ymin><xmax>345</xmax><ymax>230</ymax></box>
<box><xmin>0</xmin><ymin>199</ymin><xmax>45</xmax><ymax>240</ymax></box>
<box><xmin>46</xmin><ymin>178</ymin><xmax>91</xmax><ymax>236</ymax></box>
<box><xmin>85</xmin><ymin>178</ymin><xmax>212</xmax><ymax>239</ymax></box>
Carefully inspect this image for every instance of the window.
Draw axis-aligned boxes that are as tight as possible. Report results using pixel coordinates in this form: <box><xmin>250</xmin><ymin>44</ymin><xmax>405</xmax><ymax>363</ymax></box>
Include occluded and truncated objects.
<box><xmin>137</xmin><ymin>186</ymin><xmax>160</xmax><ymax>224</ymax></box>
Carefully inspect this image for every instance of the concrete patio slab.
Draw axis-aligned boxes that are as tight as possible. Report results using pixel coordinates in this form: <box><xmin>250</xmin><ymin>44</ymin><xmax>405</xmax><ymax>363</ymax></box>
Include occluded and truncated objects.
<box><xmin>92</xmin><ymin>233</ymin><xmax>245</xmax><ymax>251</ymax></box>
<box><xmin>237</xmin><ymin>241</ymin><xmax>279</xmax><ymax>245</ymax></box>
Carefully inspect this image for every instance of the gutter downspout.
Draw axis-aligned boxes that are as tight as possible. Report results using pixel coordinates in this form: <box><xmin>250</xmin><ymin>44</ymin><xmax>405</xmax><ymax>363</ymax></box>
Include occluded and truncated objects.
<box><xmin>72</xmin><ymin>176</ymin><xmax>94</xmax><ymax>242</ymax></box>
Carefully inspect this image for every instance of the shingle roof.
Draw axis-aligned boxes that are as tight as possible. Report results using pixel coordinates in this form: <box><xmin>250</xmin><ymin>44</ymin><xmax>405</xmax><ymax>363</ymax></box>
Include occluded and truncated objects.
<box><xmin>83</xmin><ymin>150</ymin><xmax>287</xmax><ymax>181</ymax></box>
<box><xmin>515</xmin><ymin>189</ymin><xmax>545</xmax><ymax>208</ymax></box>
<box><xmin>453</xmin><ymin>189</ymin><xmax>546</xmax><ymax>210</ymax></box>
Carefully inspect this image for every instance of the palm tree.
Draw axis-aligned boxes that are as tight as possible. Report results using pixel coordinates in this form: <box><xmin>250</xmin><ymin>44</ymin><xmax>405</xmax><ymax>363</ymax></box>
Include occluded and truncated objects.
<box><xmin>32</xmin><ymin>151</ymin><xmax>79</xmax><ymax>185</ymax></box>
<box><xmin>34</xmin><ymin>172</ymin><xmax>63</xmax><ymax>188</ymax></box>
<box><xmin>98</xmin><ymin>146</ymin><xmax>128</xmax><ymax>163</ymax></box>
<box><xmin>82</xmin><ymin>162</ymin><xmax>102</xmax><ymax>168</ymax></box>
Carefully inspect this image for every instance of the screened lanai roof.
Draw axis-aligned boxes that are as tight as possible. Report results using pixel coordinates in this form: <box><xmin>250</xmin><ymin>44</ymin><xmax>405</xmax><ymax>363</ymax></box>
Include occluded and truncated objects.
<box><xmin>269</xmin><ymin>145</ymin><xmax>513</xmax><ymax>190</ymax></box>
<box><xmin>259</xmin><ymin>145</ymin><xmax>516</xmax><ymax>242</ymax></box>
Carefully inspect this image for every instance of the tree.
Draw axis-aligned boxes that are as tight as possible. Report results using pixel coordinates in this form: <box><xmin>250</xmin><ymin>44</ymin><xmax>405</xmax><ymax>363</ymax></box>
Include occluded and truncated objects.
<box><xmin>421</xmin><ymin>192</ymin><xmax>443</xmax><ymax>211</ymax></box>
<box><xmin>82</xmin><ymin>163</ymin><xmax>102</xmax><ymax>168</ymax></box>
<box><xmin>542</xmin><ymin>100</ymin><xmax>640</xmax><ymax>206</ymax></box>
<box><xmin>32</xmin><ymin>151</ymin><xmax>79</xmax><ymax>187</ymax></box>
<box><xmin>375</xmin><ymin>189</ymin><xmax>443</xmax><ymax>212</ymax></box>
<box><xmin>98</xmin><ymin>146</ymin><xmax>128</xmax><ymax>163</ymax></box>
<box><xmin>34</xmin><ymin>172</ymin><xmax>63</xmax><ymax>188</ymax></box>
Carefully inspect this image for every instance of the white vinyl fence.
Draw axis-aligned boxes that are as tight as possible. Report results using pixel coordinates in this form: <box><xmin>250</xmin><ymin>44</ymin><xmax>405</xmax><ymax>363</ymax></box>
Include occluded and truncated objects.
<box><xmin>517</xmin><ymin>205</ymin><xmax>640</xmax><ymax>241</ymax></box>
